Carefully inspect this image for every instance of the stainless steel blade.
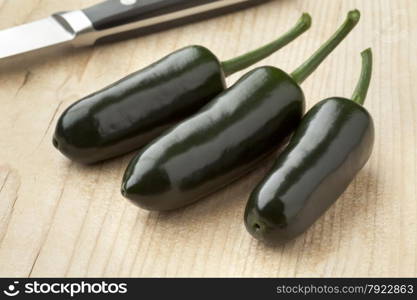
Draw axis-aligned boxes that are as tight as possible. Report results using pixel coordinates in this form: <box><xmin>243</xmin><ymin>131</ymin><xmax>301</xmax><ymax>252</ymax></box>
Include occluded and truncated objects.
<box><xmin>0</xmin><ymin>0</ymin><xmax>258</xmax><ymax>61</ymax></box>
<box><xmin>0</xmin><ymin>17</ymin><xmax>75</xmax><ymax>59</ymax></box>
<box><xmin>0</xmin><ymin>11</ymin><xmax>94</xmax><ymax>60</ymax></box>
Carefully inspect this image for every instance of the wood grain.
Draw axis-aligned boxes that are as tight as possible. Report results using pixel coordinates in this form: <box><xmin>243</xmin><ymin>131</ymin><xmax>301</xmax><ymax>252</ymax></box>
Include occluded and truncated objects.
<box><xmin>0</xmin><ymin>0</ymin><xmax>416</xmax><ymax>277</ymax></box>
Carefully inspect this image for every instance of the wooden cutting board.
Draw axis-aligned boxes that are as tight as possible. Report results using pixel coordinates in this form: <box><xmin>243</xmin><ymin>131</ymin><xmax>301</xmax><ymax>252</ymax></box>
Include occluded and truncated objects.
<box><xmin>0</xmin><ymin>0</ymin><xmax>416</xmax><ymax>277</ymax></box>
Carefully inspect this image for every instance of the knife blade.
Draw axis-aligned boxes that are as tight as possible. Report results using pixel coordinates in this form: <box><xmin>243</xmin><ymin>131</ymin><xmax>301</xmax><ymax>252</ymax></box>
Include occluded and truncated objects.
<box><xmin>0</xmin><ymin>0</ymin><xmax>264</xmax><ymax>60</ymax></box>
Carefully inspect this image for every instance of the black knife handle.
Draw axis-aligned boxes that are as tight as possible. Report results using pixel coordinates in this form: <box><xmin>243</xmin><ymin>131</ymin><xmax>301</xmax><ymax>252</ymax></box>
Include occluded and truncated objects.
<box><xmin>83</xmin><ymin>0</ymin><xmax>219</xmax><ymax>30</ymax></box>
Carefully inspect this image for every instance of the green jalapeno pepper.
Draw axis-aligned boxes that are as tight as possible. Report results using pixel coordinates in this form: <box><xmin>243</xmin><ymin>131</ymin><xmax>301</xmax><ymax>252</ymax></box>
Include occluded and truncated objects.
<box><xmin>245</xmin><ymin>49</ymin><xmax>374</xmax><ymax>243</ymax></box>
<box><xmin>121</xmin><ymin>10</ymin><xmax>361</xmax><ymax>211</ymax></box>
<box><xmin>53</xmin><ymin>13</ymin><xmax>312</xmax><ymax>164</ymax></box>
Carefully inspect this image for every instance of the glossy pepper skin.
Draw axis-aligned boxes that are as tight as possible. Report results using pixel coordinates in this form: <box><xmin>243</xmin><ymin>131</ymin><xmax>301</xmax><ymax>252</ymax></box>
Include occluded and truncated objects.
<box><xmin>53</xmin><ymin>13</ymin><xmax>313</xmax><ymax>164</ymax></box>
<box><xmin>53</xmin><ymin>46</ymin><xmax>226</xmax><ymax>164</ymax></box>
<box><xmin>121</xmin><ymin>10</ymin><xmax>361</xmax><ymax>210</ymax></box>
<box><xmin>245</xmin><ymin>97</ymin><xmax>374</xmax><ymax>243</ymax></box>
<box><xmin>121</xmin><ymin>67</ymin><xmax>305</xmax><ymax>211</ymax></box>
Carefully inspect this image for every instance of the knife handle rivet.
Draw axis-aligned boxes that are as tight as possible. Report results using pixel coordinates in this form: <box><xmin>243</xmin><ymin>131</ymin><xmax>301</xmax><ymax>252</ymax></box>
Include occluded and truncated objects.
<box><xmin>120</xmin><ymin>0</ymin><xmax>137</xmax><ymax>5</ymax></box>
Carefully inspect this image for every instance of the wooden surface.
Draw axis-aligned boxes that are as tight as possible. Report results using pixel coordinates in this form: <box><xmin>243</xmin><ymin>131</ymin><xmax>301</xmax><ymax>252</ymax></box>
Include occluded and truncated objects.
<box><xmin>0</xmin><ymin>0</ymin><xmax>416</xmax><ymax>278</ymax></box>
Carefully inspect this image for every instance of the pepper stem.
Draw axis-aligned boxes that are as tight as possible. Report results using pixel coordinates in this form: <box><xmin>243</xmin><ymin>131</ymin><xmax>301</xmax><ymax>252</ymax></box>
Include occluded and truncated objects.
<box><xmin>221</xmin><ymin>13</ymin><xmax>312</xmax><ymax>77</ymax></box>
<box><xmin>352</xmin><ymin>49</ymin><xmax>373</xmax><ymax>105</ymax></box>
<box><xmin>291</xmin><ymin>9</ymin><xmax>361</xmax><ymax>84</ymax></box>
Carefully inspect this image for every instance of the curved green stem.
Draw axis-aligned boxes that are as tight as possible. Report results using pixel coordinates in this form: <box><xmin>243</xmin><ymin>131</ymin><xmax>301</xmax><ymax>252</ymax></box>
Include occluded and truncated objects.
<box><xmin>352</xmin><ymin>48</ymin><xmax>373</xmax><ymax>105</ymax></box>
<box><xmin>291</xmin><ymin>9</ymin><xmax>361</xmax><ymax>84</ymax></box>
<box><xmin>221</xmin><ymin>13</ymin><xmax>312</xmax><ymax>77</ymax></box>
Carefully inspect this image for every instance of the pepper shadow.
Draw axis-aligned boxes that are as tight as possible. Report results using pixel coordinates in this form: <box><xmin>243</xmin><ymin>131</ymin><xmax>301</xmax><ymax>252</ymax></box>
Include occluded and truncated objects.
<box><xmin>253</xmin><ymin>166</ymin><xmax>379</xmax><ymax>258</ymax></box>
<box><xmin>143</xmin><ymin>148</ymin><xmax>282</xmax><ymax>227</ymax></box>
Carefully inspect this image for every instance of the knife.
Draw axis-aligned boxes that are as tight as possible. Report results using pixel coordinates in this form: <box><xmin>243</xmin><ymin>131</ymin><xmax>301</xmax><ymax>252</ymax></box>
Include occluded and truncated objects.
<box><xmin>0</xmin><ymin>0</ymin><xmax>265</xmax><ymax>60</ymax></box>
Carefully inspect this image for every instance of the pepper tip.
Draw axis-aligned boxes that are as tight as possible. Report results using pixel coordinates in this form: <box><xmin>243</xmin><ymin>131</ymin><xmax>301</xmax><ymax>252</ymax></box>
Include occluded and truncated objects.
<box><xmin>361</xmin><ymin>48</ymin><xmax>372</xmax><ymax>57</ymax></box>
<box><xmin>300</xmin><ymin>12</ymin><xmax>312</xmax><ymax>29</ymax></box>
<box><xmin>348</xmin><ymin>9</ymin><xmax>361</xmax><ymax>23</ymax></box>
